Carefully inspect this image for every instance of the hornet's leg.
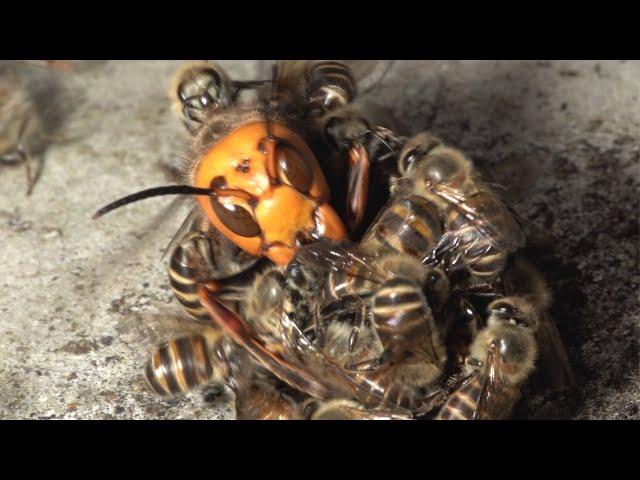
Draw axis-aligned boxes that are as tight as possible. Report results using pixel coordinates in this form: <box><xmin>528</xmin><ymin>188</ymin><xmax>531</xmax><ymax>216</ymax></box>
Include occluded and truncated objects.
<box><xmin>323</xmin><ymin>107</ymin><xmax>404</xmax><ymax>234</ymax></box>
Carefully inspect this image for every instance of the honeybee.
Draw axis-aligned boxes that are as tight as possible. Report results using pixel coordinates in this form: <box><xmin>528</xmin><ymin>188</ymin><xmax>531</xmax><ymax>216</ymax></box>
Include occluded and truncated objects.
<box><xmin>144</xmin><ymin>328</ymin><xmax>306</xmax><ymax>419</ymax></box>
<box><xmin>436</xmin><ymin>254</ymin><xmax>574</xmax><ymax>419</ymax></box>
<box><xmin>145</xmin><ymin>330</ymin><xmax>231</xmax><ymax>397</ymax></box>
<box><xmin>0</xmin><ymin>60</ymin><xmax>72</xmax><ymax>195</ymax></box>
<box><xmin>436</xmin><ymin>295</ymin><xmax>539</xmax><ymax>420</ymax></box>
<box><xmin>1</xmin><ymin>67</ymin><xmax>41</xmax><ymax>195</ymax></box>
<box><xmin>500</xmin><ymin>255</ymin><xmax>576</xmax><ymax>390</ymax></box>
<box><xmin>361</xmin><ymin>132</ymin><xmax>526</xmax><ymax>292</ymax></box>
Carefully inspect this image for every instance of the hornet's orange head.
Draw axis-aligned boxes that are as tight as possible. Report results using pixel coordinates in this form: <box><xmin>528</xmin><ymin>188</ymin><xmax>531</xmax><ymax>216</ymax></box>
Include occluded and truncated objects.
<box><xmin>92</xmin><ymin>121</ymin><xmax>346</xmax><ymax>266</ymax></box>
<box><xmin>192</xmin><ymin>121</ymin><xmax>346</xmax><ymax>265</ymax></box>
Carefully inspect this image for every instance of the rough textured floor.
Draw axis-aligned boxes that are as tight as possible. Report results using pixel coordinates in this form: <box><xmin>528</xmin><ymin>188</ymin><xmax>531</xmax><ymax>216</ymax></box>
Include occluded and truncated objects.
<box><xmin>0</xmin><ymin>60</ymin><xmax>638</xmax><ymax>419</ymax></box>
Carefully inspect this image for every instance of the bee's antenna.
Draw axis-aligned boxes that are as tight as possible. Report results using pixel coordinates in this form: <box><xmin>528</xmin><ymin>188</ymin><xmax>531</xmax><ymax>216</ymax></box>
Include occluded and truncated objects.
<box><xmin>92</xmin><ymin>185</ymin><xmax>214</xmax><ymax>220</ymax></box>
<box><xmin>362</xmin><ymin>130</ymin><xmax>393</xmax><ymax>152</ymax></box>
<box><xmin>264</xmin><ymin>63</ymin><xmax>278</xmax><ymax>138</ymax></box>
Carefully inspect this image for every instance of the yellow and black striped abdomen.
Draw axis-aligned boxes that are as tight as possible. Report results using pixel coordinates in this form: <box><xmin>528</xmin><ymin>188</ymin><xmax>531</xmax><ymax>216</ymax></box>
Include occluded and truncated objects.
<box><xmin>362</xmin><ymin>195</ymin><xmax>442</xmax><ymax>260</ymax></box>
<box><xmin>435</xmin><ymin>374</ymin><xmax>482</xmax><ymax>420</ymax></box>
<box><xmin>145</xmin><ymin>335</ymin><xmax>216</xmax><ymax>397</ymax></box>
<box><xmin>168</xmin><ymin>240</ymin><xmax>211</xmax><ymax>322</ymax></box>
<box><xmin>372</xmin><ymin>277</ymin><xmax>431</xmax><ymax>343</ymax></box>
<box><xmin>306</xmin><ymin>61</ymin><xmax>356</xmax><ymax>111</ymax></box>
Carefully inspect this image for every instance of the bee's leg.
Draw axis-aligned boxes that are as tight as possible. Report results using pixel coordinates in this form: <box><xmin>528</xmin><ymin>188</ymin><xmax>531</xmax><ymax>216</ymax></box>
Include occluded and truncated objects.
<box><xmin>5</xmin><ymin>115</ymin><xmax>37</xmax><ymax>196</ymax></box>
<box><xmin>170</xmin><ymin>61</ymin><xmax>236</xmax><ymax>135</ymax></box>
<box><xmin>21</xmin><ymin>146</ymin><xmax>35</xmax><ymax>196</ymax></box>
<box><xmin>347</xmin><ymin>300</ymin><xmax>369</xmax><ymax>354</ymax></box>
<box><xmin>17</xmin><ymin>139</ymin><xmax>36</xmax><ymax>196</ymax></box>
<box><xmin>144</xmin><ymin>330</ymin><xmax>236</xmax><ymax>397</ymax></box>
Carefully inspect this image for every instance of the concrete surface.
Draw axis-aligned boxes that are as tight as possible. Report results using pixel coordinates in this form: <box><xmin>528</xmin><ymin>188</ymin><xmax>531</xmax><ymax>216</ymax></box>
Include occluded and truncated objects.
<box><xmin>0</xmin><ymin>60</ymin><xmax>637</xmax><ymax>419</ymax></box>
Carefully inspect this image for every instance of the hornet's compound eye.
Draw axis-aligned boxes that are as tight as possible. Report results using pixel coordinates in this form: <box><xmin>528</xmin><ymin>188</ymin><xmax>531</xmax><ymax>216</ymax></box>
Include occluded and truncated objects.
<box><xmin>210</xmin><ymin>199</ymin><xmax>261</xmax><ymax>238</ymax></box>
<box><xmin>277</xmin><ymin>144</ymin><xmax>313</xmax><ymax>193</ymax></box>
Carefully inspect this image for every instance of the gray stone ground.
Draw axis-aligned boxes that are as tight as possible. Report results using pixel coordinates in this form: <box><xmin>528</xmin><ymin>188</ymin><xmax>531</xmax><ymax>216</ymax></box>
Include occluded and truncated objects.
<box><xmin>0</xmin><ymin>60</ymin><xmax>638</xmax><ymax>419</ymax></box>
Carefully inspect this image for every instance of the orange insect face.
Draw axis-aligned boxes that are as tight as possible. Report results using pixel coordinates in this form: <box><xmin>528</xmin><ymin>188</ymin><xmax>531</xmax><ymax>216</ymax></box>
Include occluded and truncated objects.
<box><xmin>194</xmin><ymin>121</ymin><xmax>346</xmax><ymax>265</ymax></box>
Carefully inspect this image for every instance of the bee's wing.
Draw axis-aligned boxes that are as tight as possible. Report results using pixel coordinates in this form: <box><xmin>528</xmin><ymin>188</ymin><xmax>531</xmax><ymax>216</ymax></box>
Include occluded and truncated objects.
<box><xmin>308</xmin><ymin>399</ymin><xmax>412</xmax><ymax>420</ymax></box>
<box><xmin>342</xmin><ymin>60</ymin><xmax>395</xmax><ymax>95</ymax></box>
<box><xmin>507</xmin><ymin>205</ymin><xmax>560</xmax><ymax>258</ymax></box>
<box><xmin>276</xmin><ymin>305</ymin><xmax>389</xmax><ymax>403</ymax></box>
<box><xmin>430</xmin><ymin>187</ymin><xmax>526</xmax><ymax>261</ymax></box>
<box><xmin>475</xmin><ymin>342</ymin><xmax>521</xmax><ymax>420</ymax></box>
<box><xmin>534</xmin><ymin>309</ymin><xmax>577</xmax><ymax>390</ymax></box>
<box><xmin>295</xmin><ymin>240</ymin><xmax>385</xmax><ymax>285</ymax></box>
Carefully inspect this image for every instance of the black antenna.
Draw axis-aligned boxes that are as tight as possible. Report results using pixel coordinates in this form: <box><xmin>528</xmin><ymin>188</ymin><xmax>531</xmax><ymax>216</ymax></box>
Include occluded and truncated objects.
<box><xmin>92</xmin><ymin>185</ymin><xmax>214</xmax><ymax>220</ymax></box>
<box><xmin>264</xmin><ymin>63</ymin><xmax>279</xmax><ymax>138</ymax></box>
<box><xmin>360</xmin><ymin>130</ymin><xmax>394</xmax><ymax>153</ymax></box>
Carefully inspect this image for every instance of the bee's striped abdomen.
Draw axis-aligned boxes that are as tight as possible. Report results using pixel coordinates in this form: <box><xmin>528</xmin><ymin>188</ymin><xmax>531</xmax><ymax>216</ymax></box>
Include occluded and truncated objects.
<box><xmin>372</xmin><ymin>277</ymin><xmax>430</xmax><ymax>341</ymax></box>
<box><xmin>168</xmin><ymin>239</ymin><xmax>211</xmax><ymax>322</ymax></box>
<box><xmin>362</xmin><ymin>196</ymin><xmax>442</xmax><ymax>260</ymax></box>
<box><xmin>436</xmin><ymin>374</ymin><xmax>482</xmax><ymax>420</ymax></box>
<box><xmin>306</xmin><ymin>61</ymin><xmax>356</xmax><ymax>111</ymax></box>
<box><xmin>145</xmin><ymin>335</ymin><xmax>215</xmax><ymax>397</ymax></box>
